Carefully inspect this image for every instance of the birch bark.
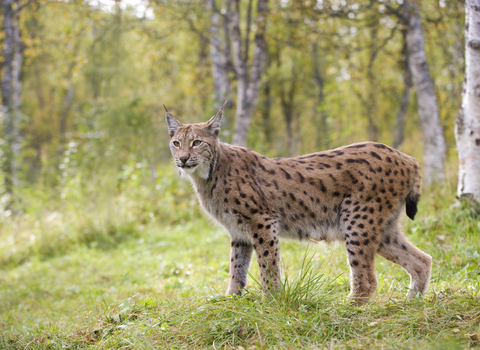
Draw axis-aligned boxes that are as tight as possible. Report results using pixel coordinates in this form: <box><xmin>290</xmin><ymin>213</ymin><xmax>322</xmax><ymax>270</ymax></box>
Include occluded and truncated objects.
<box><xmin>10</xmin><ymin>10</ymin><xmax>22</xmax><ymax>189</ymax></box>
<box><xmin>455</xmin><ymin>0</ymin><xmax>480</xmax><ymax>208</ymax></box>
<box><xmin>312</xmin><ymin>41</ymin><xmax>329</xmax><ymax>150</ymax></box>
<box><xmin>393</xmin><ymin>40</ymin><xmax>412</xmax><ymax>149</ymax></box>
<box><xmin>207</xmin><ymin>0</ymin><xmax>231</xmax><ymax>111</ymax></box>
<box><xmin>230</xmin><ymin>0</ymin><xmax>268</xmax><ymax>147</ymax></box>
<box><xmin>403</xmin><ymin>0</ymin><xmax>447</xmax><ymax>185</ymax></box>
<box><xmin>1</xmin><ymin>0</ymin><xmax>20</xmax><ymax>193</ymax></box>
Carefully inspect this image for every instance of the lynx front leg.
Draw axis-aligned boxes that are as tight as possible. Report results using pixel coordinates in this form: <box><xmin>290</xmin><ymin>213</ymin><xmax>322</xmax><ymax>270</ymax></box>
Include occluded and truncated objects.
<box><xmin>250</xmin><ymin>222</ymin><xmax>282</xmax><ymax>296</ymax></box>
<box><xmin>226</xmin><ymin>241</ymin><xmax>254</xmax><ymax>296</ymax></box>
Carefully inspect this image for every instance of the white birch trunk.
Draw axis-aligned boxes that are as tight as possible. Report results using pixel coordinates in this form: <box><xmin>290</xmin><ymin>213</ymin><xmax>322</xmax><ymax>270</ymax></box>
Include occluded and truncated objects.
<box><xmin>1</xmin><ymin>0</ymin><xmax>17</xmax><ymax>193</ymax></box>
<box><xmin>207</xmin><ymin>0</ymin><xmax>231</xmax><ymax>111</ymax></box>
<box><xmin>393</xmin><ymin>47</ymin><xmax>412</xmax><ymax>149</ymax></box>
<box><xmin>455</xmin><ymin>0</ymin><xmax>480</xmax><ymax>207</ymax></box>
<box><xmin>11</xmin><ymin>12</ymin><xmax>22</xmax><ymax>189</ymax></box>
<box><xmin>403</xmin><ymin>0</ymin><xmax>447</xmax><ymax>185</ymax></box>
<box><xmin>230</xmin><ymin>0</ymin><xmax>268</xmax><ymax>147</ymax></box>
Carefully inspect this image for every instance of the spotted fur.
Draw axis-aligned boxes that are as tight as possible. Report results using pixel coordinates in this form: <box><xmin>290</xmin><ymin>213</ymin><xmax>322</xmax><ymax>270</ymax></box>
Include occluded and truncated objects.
<box><xmin>165</xmin><ymin>105</ymin><xmax>432</xmax><ymax>304</ymax></box>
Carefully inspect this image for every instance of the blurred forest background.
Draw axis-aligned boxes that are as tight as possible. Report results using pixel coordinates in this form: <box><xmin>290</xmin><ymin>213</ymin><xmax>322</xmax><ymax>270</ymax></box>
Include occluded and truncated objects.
<box><xmin>0</xmin><ymin>0</ymin><xmax>467</xmax><ymax>261</ymax></box>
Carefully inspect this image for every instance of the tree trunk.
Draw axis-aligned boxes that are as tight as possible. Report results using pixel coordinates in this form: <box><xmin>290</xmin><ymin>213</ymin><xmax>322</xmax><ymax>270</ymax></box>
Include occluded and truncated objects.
<box><xmin>56</xmin><ymin>66</ymin><xmax>75</xmax><ymax>159</ymax></box>
<box><xmin>455</xmin><ymin>0</ymin><xmax>480</xmax><ymax>209</ymax></box>
<box><xmin>393</xmin><ymin>63</ymin><xmax>412</xmax><ymax>149</ymax></box>
<box><xmin>279</xmin><ymin>66</ymin><xmax>297</xmax><ymax>156</ymax></box>
<box><xmin>393</xmin><ymin>36</ymin><xmax>412</xmax><ymax>149</ymax></box>
<box><xmin>261</xmin><ymin>78</ymin><xmax>273</xmax><ymax>146</ymax></box>
<box><xmin>230</xmin><ymin>0</ymin><xmax>269</xmax><ymax>147</ymax></box>
<box><xmin>57</xmin><ymin>38</ymin><xmax>81</xmax><ymax>159</ymax></box>
<box><xmin>207</xmin><ymin>0</ymin><xmax>231</xmax><ymax>111</ymax></box>
<box><xmin>312</xmin><ymin>41</ymin><xmax>329</xmax><ymax>150</ymax></box>
<box><xmin>11</xmin><ymin>9</ymin><xmax>23</xmax><ymax>189</ymax></box>
<box><xmin>366</xmin><ymin>28</ymin><xmax>379</xmax><ymax>142</ymax></box>
<box><xmin>403</xmin><ymin>0</ymin><xmax>447</xmax><ymax>185</ymax></box>
<box><xmin>1</xmin><ymin>0</ymin><xmax>20</xmax><ymax>194</ymax></box>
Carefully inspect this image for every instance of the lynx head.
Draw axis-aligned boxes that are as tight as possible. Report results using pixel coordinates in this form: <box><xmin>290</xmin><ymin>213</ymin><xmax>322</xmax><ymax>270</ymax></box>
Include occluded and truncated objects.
<box><xmin>164</xmin><ymin>102</ymin><xmax>225</xmax><ymax>179</ymax></box>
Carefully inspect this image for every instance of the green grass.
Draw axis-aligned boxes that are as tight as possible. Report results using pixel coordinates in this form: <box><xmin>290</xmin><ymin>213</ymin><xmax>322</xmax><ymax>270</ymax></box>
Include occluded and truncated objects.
<box><xmin>0</xmin><ymin>168</ymin><xmax>479</xmax><ymax>349</ymax></box>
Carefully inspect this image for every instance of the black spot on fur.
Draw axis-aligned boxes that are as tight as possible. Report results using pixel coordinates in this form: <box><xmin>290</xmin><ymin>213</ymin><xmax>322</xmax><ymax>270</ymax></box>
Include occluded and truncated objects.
<box><xmin>297</xmin><ymin>172</ymin><xmax>305</xmax><ymax>183</ymax></box>
<box><xmin>280</xmin><ymin>168</ymin><xmax>292</xmax><ymax>179</ymax></box>
<box><xmin>370</xmin><ymin>151</ymin><xmax>382</xmax><ymax>160</ymax></box>
<box><xmin>347</xmin><ymin>144</ymin><xmax>367</xmax><ymax>149</ymax></box>
<box><xmin>319</xmin><ymin>180</ymin><xmax>327</xmax><ymax>192</ymax></box>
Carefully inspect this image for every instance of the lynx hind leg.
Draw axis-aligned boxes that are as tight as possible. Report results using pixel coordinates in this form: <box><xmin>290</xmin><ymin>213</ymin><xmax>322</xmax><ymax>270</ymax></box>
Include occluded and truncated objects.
<box><xmin>342</xmin><ymin>213</ymin><xmax>381</xmax><ymax>305</ymax></box>
<box><xmin>378</xmin><ymin>221</ymin><xmax>432</xmax><ymax>298</ymax></box>
<box><xmin>227</xmin><ymin>241</ymin><xmax>254</xmax><ymax>296</ymax></box>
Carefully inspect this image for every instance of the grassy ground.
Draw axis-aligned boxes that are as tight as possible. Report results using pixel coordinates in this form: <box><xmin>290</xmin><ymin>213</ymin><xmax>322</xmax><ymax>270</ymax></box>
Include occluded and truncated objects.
<box><xmin>0</xmin><ymin>168</ymin><xmax>479</xmax><ymax>349</ymax></box>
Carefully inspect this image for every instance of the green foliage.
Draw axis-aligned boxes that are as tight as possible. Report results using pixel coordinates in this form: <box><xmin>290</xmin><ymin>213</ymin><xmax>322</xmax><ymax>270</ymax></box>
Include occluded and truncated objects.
<box><xmin>0</xmin><ymin>164</ymin><xmax>200</xmax><ymax>267</ymax></box>
<box><xmin>1</xmin><ymin>0</ymin><xmax>466</xmax><ymax>194</ymax></box>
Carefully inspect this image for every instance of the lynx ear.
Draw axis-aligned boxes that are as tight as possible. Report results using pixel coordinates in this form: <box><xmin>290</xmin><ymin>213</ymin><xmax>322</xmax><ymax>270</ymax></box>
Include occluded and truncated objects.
<box><xmin>164</xmin><ymin>105</ymin><xmax>183</xmax><ymax>137</ymax></box>
<box><xmin>205</xmin><ymin>101</ymin><xmax>227</xmax><ymax>136</ymax></box>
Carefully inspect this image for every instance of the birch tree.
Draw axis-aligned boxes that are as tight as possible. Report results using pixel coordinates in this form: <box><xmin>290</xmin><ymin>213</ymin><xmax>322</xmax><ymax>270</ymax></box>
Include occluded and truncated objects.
<box><xmin>393</xmin><ymin>33</ymin><xmax>412</xmax><ymax>149</ymax></box>
<box><xmin>403</xmin><ymin>0</ymin><xmax>447</xmax><ymax>185</ymax></box>
<box><xmin>207</xmin><ymin>0</ymin><xmax>232</xmax><ymax>111</ymax></box>
<box><xmin>455</xmin><ymin>0</ymin><xmax>480</xmax><ymax>209</ymax></box>
<box><xmin>1</xmin><ymin>0</ymin><xmax>30</xmax><ymax>195</ymax></box>
<box><xmin>229</xmin><ymin>0</ymin><xmax>269</xmax><ymax>147</ymax></box>
<box><xmin>312</xmin><ymin>41</ymin><xmax>329</xmax><ymax>151</ymax></box>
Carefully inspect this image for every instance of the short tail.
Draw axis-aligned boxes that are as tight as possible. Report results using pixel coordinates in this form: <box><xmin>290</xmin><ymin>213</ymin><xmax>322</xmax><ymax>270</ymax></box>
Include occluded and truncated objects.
<box><xmin>406</xmin><ymin>162</ymin><xmax>422</xmax><ymax>220</ymax></box>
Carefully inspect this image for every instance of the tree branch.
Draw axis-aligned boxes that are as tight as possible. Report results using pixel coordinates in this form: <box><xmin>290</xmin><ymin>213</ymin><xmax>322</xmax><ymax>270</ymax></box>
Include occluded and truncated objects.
<box><xmin>13</xmin><ymin>0</ymin><xmax>34</xmax><ymax>14</ymax></box>
<box><xmin>244</xmin><ymin>0</ymin><xmax>253</xmax><ymax>63</ymax></box>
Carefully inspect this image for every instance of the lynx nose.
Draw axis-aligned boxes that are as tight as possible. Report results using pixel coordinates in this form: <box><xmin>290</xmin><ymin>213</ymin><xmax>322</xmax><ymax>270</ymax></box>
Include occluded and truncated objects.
<box><xmin>179</xmin><ymin>155</ymin><xmax>190</xmax><ymax>164</ymax></box>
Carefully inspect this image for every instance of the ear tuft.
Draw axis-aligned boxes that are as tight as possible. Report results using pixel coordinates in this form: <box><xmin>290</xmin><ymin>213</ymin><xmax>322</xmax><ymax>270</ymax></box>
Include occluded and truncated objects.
<box><xmin>205</xmin><ymin>101</ymin><xmax>227</xmax><ymax>136</ymax></box>
<box><xmin>164</xmin><ymin>108</ymin><xmax>183</xmax><ymax>137</ymax></box>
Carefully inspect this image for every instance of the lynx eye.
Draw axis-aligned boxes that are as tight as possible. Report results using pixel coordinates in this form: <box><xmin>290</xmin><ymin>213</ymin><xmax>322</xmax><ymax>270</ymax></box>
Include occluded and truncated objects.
<box><xmin>172</xmin><ymin>141</ymin><xmax>180</xmax><ymax>147</ymax></box>
<box><xmin>192</xmin><ymin>140</ymin><xmax>202</xmax><ymax>147</ymax></box>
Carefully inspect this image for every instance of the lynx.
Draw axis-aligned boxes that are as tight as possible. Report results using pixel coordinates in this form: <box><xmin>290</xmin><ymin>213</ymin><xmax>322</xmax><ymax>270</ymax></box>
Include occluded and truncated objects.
<box><xmin>165</xmin><ymin>104</ymin><xmax>432</xmax><ymax>305</ymax></box>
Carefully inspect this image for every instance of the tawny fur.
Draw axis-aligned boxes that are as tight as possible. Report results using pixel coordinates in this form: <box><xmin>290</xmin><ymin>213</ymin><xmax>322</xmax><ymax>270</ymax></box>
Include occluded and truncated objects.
<box><xmin>165</xmin><ymin>106</ymin><xmax>432</xmax><ymax>305</ymax></box>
